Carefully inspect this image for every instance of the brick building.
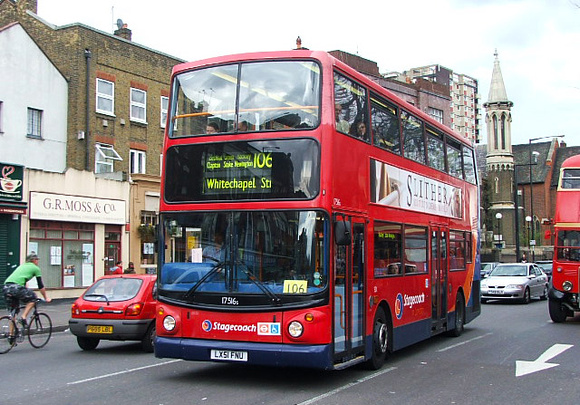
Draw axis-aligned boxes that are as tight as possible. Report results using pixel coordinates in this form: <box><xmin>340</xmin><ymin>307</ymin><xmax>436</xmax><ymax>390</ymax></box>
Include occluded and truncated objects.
<box><xmin>0</xmin><ymin>0</ymin><xmax>183</xmax><ymax>297</ymax></box>
<box><xmin>329</xmin><ymin>50</ymin><xmax>454</xmax><ymax>134</ymax></box>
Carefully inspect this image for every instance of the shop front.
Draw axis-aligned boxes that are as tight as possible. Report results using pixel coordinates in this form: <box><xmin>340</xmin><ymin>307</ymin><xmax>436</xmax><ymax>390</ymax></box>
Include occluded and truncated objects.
<box><xmin>0</xmin><ymin>163</ymin><xmax>27</xmax><ymax>304</ymax></box>
<box><xmin>24</xmin><ymin>169</ymin><xmax>129</xmax><ymax>299</ymax></box>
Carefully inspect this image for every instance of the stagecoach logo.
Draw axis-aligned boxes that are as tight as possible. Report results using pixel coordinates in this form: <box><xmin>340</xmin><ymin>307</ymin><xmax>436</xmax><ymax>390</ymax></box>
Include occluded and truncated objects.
<box><xmin>201</xmin><ymin>320</ymin><xmax>258</xmax><ymax>334</ymax></box>
<box><xmin>202</xmin><ymin>320</ymin><xmax>213</xmax><ymax>332</ymax></box>
<box><xmin>395</xmin><ymin>293</ymin><xmax>404</xmax><ymax>319</ymax></box>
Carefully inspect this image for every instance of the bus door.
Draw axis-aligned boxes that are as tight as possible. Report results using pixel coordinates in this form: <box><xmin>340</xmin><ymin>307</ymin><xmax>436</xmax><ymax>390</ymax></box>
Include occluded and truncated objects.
<box><xmin>333</xmin><ymin>214</ymin><xmax>365</xmax><ymax>365</ymax></box>
<box><xmin>430</xmin><ymin>226</ymin><xmax>448</xmax><ymax>334</ymax></box>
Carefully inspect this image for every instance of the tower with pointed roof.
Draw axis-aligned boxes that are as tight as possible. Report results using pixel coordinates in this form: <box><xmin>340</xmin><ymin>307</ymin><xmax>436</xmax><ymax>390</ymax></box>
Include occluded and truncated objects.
<box><xmin>483</xmin><ymin>50</ymin><xmax>516</xmax><ymax>248</ymax></box>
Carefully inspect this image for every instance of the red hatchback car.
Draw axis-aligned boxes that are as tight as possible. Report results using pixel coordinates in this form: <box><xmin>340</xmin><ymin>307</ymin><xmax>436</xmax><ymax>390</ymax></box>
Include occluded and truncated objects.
<box><xmin>69</xmin><ymin>274</ymin><xmax>157</xmax><ymax>352</ymax></box>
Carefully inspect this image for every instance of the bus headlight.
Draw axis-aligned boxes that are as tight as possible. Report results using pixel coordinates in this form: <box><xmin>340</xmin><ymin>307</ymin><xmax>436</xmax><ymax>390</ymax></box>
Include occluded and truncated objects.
<box><xmin>163</xmin><ymin>315</ymin><xmax>176</xmax><ymax>331</ymax></box>
<box><xmin>563</xmin><ymin>281</ymin><xmax>573</xmax><ymax>292</ymax></box>
<box><xmin>288</xmin><ymin>321</ymin><xmax>304</xmax><ymax>338</ymax></box>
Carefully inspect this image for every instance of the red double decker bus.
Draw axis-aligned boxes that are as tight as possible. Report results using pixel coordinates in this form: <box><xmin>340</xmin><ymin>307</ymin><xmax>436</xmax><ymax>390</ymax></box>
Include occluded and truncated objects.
<box><xmin>549</xmin><ymin>154</ymin><xmax>580</xmax><ymax>322</ymax></box>
<box><xmin>155</xmin><ymin>50</ymin><xmax>480</xmax><ymax>370</ymax></box>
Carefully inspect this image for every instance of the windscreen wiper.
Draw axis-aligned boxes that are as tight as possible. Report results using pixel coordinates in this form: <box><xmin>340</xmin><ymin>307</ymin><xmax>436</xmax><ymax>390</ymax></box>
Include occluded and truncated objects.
<box><xmin>184</xmin><ymin>262</ymin><xmax>226</xmax><ymax>298</ymax></box>
<box><xmin>84</xmin><ymin>294</ymin><xmax>110</xmax><ymax>305</ymax></box>
<box><xmin>236</xmin><ymin>260</ymin><xmax>282</xmax><ymax>306</ymax></box>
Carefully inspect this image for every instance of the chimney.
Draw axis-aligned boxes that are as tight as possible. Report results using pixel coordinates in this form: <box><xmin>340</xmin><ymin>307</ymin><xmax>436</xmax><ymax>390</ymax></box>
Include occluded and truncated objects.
<box><xmin>114</xmin><ymin>24</ymin><xmax>132</xmax><ymax>41</ymax></box>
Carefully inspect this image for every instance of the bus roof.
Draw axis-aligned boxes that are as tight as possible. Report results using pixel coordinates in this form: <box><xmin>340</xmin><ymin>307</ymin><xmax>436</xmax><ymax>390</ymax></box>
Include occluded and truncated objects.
<box><xmin>170</xmin><ymin>50</ymin><xmax>472</xmax><ymax>148</ymax></box>
<box><xmin>561</xmin><ymin>154</ymin><xmax>580</xmax><ymax>169</ymax></box>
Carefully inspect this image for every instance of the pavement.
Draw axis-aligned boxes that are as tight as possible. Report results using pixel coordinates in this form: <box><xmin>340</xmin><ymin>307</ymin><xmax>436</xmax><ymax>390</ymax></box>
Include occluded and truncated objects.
<box><xmin>35</xmin><ymin>298</ymin><xmax>75</xmax><ymax>333</ymax></box>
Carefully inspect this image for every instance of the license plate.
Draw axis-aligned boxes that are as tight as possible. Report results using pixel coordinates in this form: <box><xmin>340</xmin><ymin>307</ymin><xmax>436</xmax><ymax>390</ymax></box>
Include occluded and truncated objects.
<box><xmin>488</xmin><ymin>289</ymin><xmax>504</xmax><ymax>295</ymax></box>
<box><xmin>210</xmin><ymin>349</ymin><xmax>248</xmax><ymax>362</ymax></box>
<box><xmin>87</xmin><ymin>325</ymin><xmax>113</xmax><ymax>334</ymax></box>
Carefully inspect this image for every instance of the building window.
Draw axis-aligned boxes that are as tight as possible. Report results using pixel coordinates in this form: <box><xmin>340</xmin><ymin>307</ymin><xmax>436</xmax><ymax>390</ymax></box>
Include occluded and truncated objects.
<box><xmin>29</xmin><ymin>220</ymin><xmax>95</xmax><ymax>288</ymax></box>
<box><xmin>140</xmin><ymin>211</ymin><xmax>158</xmax><ymax>266</ymax></box>
<box><xmin>96</xmin><ymin>78</ymin><xmax>115</xmax><ymax>115</ymax></box>
<box><xmin>130</xmin><ymin>149</ymin><xmax>146</xmax><ymax>174</ymax></box>
<box><xmin>160</xmin><ymin>96</ymin><xmax>168</xmax><ymax>128</ymax></box>
<box><xmin>95</xmin><ymin>143</ymin><xmax>122</xmax><ymax>174</ymax></box>
<box><xmin>130</xmin><ymin>88</ymin><xmax>147</xmax><ymax>123</ymax></box>
<box><xmin>27</xmin><ymin>108</ymin><xmax>42</xmax><ymax>138</ymax></box>
<box><xmin>428</xmin><ymin>107</ymin><xmax>444</xmax><ymax>124</ymax></box>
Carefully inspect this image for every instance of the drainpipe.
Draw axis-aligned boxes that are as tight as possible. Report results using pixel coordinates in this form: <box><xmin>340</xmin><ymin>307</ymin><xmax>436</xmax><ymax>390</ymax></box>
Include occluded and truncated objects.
<box><xmin>84</xmin><ymin>49</ymin><xmax>92</xmax><ymax>171</ymax></box>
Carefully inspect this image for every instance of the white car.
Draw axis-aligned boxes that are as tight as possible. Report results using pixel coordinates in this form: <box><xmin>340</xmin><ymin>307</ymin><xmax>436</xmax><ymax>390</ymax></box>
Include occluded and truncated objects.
<box><xmin>481</xmin><ymin>263</ymin><xmax>549</xmax><ymax>304</ymax></box>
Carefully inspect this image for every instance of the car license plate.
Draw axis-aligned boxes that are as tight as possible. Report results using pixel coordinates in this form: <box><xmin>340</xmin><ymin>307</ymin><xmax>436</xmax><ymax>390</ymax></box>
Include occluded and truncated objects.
<box><xmin>210</xmin><ymin>349</ymin><xmax>248</xmax><ymax>362</ymax></box>
<box><xmin>87</xmin><ymin>325</ymin><xmax>113</xmax><ymax>334</ymax></box>
<box><xmin>488</xmin><ymin>289</ymin><xmax>503</xmax><ymax>295</ymax></box>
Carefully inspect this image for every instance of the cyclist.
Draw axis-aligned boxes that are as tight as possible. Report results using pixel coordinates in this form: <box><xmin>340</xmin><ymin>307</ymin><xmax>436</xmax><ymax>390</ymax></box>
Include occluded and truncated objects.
<box><xmin>3</xmin><ymin>254</ymin><xmax>52</xmax><ymax>326</ymax></box>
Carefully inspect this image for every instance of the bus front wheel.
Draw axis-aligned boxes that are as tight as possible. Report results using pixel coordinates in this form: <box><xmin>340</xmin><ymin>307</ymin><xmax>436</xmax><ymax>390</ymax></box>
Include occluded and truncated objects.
<box><xmin>548</xmin><ymin>298</ymin><xmax>568</xmax><ymax>323</ymax></box>
<box><xmin>366</xmin><ymin>307</ymin><xmax>389</xmax><ymax>370</ymax></box>
<box><xmin>447</xmin><ymin>294</ymin><xmax>465</xmax><ymax>337</ymax></box>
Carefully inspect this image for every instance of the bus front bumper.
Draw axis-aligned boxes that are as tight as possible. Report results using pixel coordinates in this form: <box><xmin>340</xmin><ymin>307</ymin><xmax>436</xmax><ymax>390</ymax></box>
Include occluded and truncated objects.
<box><xmin>155</xmin><ymin>337</ymin><xmax>333</xmax><ymax>369</ymax></box>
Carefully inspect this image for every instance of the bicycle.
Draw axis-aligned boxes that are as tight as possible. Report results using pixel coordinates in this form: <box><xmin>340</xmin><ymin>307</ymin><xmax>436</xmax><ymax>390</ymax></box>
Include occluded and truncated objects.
<box><xmin>0</xmin><ymin>298</ymin><xmax>52</xmax><ymax>354</ymax></box>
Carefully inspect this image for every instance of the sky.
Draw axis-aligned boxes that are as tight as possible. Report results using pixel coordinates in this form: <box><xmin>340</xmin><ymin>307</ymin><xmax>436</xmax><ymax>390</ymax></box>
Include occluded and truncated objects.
<box><xmin>36</xmin><ymin>0</ymin><xmax>580</xmax><ymax>146</ymax></box>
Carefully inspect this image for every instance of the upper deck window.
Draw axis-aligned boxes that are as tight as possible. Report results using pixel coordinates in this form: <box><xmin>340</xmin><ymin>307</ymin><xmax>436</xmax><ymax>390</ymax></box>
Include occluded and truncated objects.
<box><xmin>401</xmin><ymin>111</ymin><xmax>425</xmax><ymax>165</ymax></box>
<box><xmin>371</xmin><ymin>95</ymin><xmax>400</xmax><ymax>154</ymax></box>
<box><xmin>170</xmin><ymin>60</ymin><xmax>320</xmax><ymax>137</ymax></box>
<box><xmin>561</xmin><ymin>168</ymin><xmax>580</xmax><ymax>189</ymax></box>
<box><xmin>334</xmin><ymin>72</ymin><xmax>369</xmax><ymax>142</ymax></box>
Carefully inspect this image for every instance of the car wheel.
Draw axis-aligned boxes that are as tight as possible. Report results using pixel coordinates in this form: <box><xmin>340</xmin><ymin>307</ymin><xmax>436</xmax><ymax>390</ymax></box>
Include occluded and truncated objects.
<box><xmin>365</xmin><ymin>307</ymin><xmax>389</xmax><ymax>370</ymax></box>
<box><xmin>77</xmin><ymin>336</ymin><xmax>99</xmax><ymax>351</ymax></box>
<box><xmin>540</xmin><ymin>285</ymin><xmax>548</xmax><ymax>300</ymax></box>
<box><xmin>548</xmin><ymin>298</ymin><xmax>568</xmax><ymax>323</ymax></box>
<box><xmin>141</xmin><ymin>323</ymin><xmax>156</xmax><ymax>353</ymax></box>
<box><xmin>521</xmin><ymin>288</ymin><xmax>531</xmax><ymax>304</ymax></box>
<box><xmin>447</xmin><ymin>294</ymin><xmax>465</xmax><ymax>337</ymax></box>
<box><xmin>481</xmin><ymin>298</ymin><xmax>487</xmax><ymax>304</ymax></box>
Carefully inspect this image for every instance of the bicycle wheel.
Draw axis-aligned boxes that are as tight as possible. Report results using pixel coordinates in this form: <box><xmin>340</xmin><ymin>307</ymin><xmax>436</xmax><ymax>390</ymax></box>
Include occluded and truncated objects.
<box><xmin>27</xmin><ymin>312</ymin><xmax>52</xmax><ymax>348</ymax></box>
<box><xmin>0</xmin><ymin>316</ymin><xmax>16</xmax><ymax>354</ymax></box>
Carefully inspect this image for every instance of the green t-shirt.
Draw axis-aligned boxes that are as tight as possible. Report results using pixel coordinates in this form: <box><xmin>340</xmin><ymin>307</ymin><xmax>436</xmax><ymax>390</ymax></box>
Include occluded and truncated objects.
<box><xmin>4</xmin><ymin>262</ymin><xmax>41</xmax><ymax>286</ymax></box>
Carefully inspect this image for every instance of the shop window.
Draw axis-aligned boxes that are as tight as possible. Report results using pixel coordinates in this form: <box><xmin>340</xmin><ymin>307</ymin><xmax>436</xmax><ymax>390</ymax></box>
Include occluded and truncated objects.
<box><xmin>29</xmin><ymin>221</ymin><xmax>95</xmax><ymax>289</ymax></box>
<box><xmin>140</xmin><ymin>211</ymin><xmax>158</xmax><ymax>266</ymax></box>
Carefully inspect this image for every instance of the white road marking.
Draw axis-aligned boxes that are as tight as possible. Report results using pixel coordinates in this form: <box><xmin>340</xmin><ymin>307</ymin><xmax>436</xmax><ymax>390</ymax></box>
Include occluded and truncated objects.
<box><xmin>436</xmin><ymin>332</ymin><xmax>493</xmax><ymax>352</ymax></box>
<box><xmin>67</xmin><ymin>360</ymin><xmax>182</xmax><ymax>385</ymax></box>
<box><xmin>296</xmin><ymin>366</ymin><xmax>397</xmax><ymax>405</ymax></box>
<box><xmin>515</xmin><ymin>344</ymin><xmax>573</xmax><ymax>377</ymax></box>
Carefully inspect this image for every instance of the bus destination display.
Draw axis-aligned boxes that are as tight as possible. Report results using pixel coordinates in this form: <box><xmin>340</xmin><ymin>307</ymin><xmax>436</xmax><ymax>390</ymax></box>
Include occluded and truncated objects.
<box><xmin>203</xmin><ymin>151</ymin><xmax>273</xmax><ymax>195</ymax></box>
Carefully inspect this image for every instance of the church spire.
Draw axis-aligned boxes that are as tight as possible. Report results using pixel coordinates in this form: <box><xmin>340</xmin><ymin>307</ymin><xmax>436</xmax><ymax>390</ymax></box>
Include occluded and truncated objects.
<box><xmin>484</xmin><ymin>49</ymin><xmax>514</xmax><ymax>164</ymax></box>
<box><xmin>487</xmin><ymin>49</ymin><xmax>511</xmax><ymax>105</ymax></box>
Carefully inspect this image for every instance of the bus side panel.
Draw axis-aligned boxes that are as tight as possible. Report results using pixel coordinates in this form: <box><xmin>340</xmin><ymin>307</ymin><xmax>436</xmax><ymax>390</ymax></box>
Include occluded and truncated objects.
<box><xmin>391</xmin><ymin>318</ymin><xmax>431</xmax><ymax>351</ymax></box>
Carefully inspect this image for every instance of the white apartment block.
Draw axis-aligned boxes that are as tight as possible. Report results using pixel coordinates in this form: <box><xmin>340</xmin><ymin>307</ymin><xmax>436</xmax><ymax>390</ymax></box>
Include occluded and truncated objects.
<box><xmin>399</xmin><ymin>65</ymin><xmax>482</xmax><ymax>144</ymax></box>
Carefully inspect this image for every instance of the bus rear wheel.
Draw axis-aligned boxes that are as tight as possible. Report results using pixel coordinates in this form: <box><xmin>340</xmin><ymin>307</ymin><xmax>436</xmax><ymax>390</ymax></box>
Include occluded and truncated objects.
<box><xmin>366</xmin><ymin>307</ymin><xmax>389</xmax><ymax>370</ymax></box>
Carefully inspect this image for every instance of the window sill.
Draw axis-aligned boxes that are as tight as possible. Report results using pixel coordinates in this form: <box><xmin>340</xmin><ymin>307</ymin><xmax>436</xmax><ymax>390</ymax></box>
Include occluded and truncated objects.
<box><xmin>130</xmin><ymin>119</ymin><xmax>148</xmax><ymax>127</ymax></box>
